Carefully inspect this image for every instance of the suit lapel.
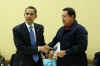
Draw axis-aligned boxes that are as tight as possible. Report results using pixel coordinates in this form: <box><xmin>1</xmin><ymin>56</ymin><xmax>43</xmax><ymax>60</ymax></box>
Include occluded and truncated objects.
<box><xmin>22</xmin><ymin>22</ymin><xmax>39</xmax><ymax>46</ymax></box>
<box><xmin>34</xmin><ymin>23</ymin><xmax>39</xmax><ymax>43</ymax></box>
<box><xmin>22</xmin><ymin>22</ymin><xmax>31</xmax><ymax>45</ymax></box>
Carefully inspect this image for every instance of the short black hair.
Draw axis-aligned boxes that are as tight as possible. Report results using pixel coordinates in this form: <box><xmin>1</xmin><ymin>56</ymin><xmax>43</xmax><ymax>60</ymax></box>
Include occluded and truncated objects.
<box><xmin>25</xmin><ymin>6</ymin><xmax>37</xmax><ymax>14</ymax></box>
<box><xmin>63</xmin><ymin>7</ymin><xmax>76</xmax><ymax>19</ymax></box>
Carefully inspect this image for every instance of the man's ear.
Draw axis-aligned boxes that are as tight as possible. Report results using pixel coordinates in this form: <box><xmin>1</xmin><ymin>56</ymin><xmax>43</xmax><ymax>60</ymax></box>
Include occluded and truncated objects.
<box><xmin>24</xmin><ymin>13</ymin><xmax>25</xmax><ymax>16</ymax></box>
<box><xmin>35</xmin><ymin>14</ymin><xmax>37</xmax><ymax>18</ymax></box>
<box><xmin>72</xmin><ymin>15</ymin><xmax>74</xmax><ymax>18</ymax></box>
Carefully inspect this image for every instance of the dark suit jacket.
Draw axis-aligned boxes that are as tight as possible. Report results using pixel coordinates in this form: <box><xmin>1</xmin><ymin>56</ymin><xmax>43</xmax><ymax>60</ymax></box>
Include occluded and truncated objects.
<box><xmin>11</xmin><ymin>22</ymin><xmax>45</xmax><ymax>66</ymax></box>
<box><xmin>94</xmin><ymin>52</ymin><xmax>100</xmax><ymax>66</ymax></box>
<box><xmin>49</xmin><ymin>21</ymin><xmax>88</xmax><ymax>66</ymax></box>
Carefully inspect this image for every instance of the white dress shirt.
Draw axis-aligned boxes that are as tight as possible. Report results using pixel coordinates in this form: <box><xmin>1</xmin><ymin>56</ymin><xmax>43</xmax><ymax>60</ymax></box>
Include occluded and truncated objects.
<box><xmin>25</xmin><ymin>22</ymin><xmax>40</xmax><ymax>51</ymax></box>
<box><xmin>25</xmin><ymin>22</ymin><xmax>36</xmax><ymax>42</ymax></box>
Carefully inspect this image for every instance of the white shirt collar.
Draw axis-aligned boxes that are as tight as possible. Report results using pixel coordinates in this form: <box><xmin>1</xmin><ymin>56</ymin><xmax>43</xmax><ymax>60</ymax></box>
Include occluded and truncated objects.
<box><xmin>25</xmin><ymin>22</ymin><xmax>35</xmax><ymax>32</ymax></box>
<box><xmin>25</xmin><ymin>22</ymin><xmax>36</xmax><ymax>42</ymax></box>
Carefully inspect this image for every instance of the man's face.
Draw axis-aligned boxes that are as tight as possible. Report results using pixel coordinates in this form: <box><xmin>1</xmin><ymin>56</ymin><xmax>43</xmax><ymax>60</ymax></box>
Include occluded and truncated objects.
<box><xmin>61</xmin><ymin>11</ymin><xmax>74</xmax><ymax>26</ymax></box>
<box><xmin>24</xmin><ymin>8</ymin><xmax>37</xmax><ymax>24</ymax></box>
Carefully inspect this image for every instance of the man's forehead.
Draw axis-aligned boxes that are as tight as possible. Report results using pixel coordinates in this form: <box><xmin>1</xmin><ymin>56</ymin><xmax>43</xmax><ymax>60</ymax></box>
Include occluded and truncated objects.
<box><xmin>62</xmin><ymin>11</ymin><xmax>68</xmax><ymax>16</ymax></box>
<box><xmin>25</xmin><ymin>9</ymin><xmax>35</xmax><ymax>13</ymax></box>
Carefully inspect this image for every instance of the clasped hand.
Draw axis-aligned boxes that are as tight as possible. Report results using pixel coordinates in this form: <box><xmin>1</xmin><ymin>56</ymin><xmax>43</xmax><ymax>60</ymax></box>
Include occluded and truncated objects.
<box><xmin>56</xmin><ymin>50</ymin><xmax>66</xmax><ymax>58</ymax></box>
<box><xmin>39</xmin><ymin>45</ymin><xmax>52</xmax><ymax>54</ymax></box>
<box><xmin>39</xmin><ymin>45</ymin><xmax>66</xmax><ymax>58</ymax></box>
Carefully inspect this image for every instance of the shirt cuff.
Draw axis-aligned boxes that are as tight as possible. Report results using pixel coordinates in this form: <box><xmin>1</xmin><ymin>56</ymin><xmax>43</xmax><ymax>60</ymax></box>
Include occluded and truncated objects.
<box><xmin>38</xmin><ymin>47</ymin><xmax>40</xmax><ymax>52</ymax></box>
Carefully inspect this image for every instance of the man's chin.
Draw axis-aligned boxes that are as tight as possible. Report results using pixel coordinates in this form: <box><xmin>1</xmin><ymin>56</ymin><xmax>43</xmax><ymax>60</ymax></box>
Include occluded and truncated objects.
<box><xmin>63</xmin><ymin>22</ymin><xmax>67</xmax><ymax>26</ymax></box>
<box><xmin>26</xmin><ymin>21</ymin><xmax>33</xmax><ymax>24</ymax></box>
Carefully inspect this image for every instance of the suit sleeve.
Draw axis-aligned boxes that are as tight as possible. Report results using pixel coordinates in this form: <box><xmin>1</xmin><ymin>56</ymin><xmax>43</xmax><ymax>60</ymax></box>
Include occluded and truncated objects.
<box><xmin>37</xmin><ymin>25</ymin><xmax>46</xmax><ymax>56</ymax></box>
<box><xmin>48</xmin><ymin>30</ymin><xmax>60</xmax><ymax>48</ymax></box>
<box><xmin>66</xmin><ymin>27</ymin><xmax>88</xmax><ymax>55</ymax></box>
<box><xmin>38</xmin><ymin>25</ymin><xmax>46</xmax><ymax>46</ymax></box>
<box><xmin>13</xmin><ymin>27</ymin><xmax>38</xmax><ymax>55</ymax></box>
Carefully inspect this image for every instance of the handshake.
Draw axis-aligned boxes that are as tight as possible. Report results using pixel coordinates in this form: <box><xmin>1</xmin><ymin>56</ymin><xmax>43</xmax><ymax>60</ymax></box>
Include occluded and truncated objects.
<box><xmin>39</xmin><ymin>45</ymin><xmax>66</xmax><ymax>58</ymax></box>
<box><xmin>39</xmin><ymin>45</ymin><xmax>52</xmax><ymax>54</ymax></box>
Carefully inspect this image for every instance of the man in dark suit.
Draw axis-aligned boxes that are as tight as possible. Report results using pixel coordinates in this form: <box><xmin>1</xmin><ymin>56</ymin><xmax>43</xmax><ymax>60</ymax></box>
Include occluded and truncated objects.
<box><xmin>48</xmin><ymin>7</ymin><xmax>88</xmax><ymax>66</ymax></box>
<box><xmin>11</xmin><ymin>6</ymin><xmax>51</xmax><ymax>66</ymax></box>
